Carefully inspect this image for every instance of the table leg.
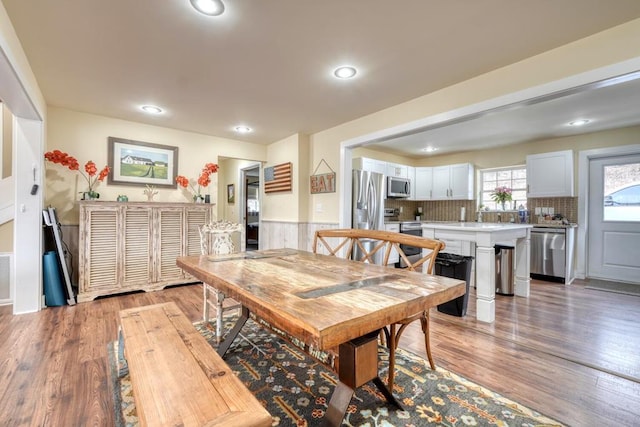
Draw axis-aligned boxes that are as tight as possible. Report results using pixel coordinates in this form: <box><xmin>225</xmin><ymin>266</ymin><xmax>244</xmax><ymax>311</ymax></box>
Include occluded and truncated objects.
<box><xmin>217</xmin><ymin>305</ymin><xmax>249</xmax><ymax>357</ymax></box>
<box><xmin>324</xmin><ymin>330</ymin><xmax>402</xmax><ymax>426</ymax></box>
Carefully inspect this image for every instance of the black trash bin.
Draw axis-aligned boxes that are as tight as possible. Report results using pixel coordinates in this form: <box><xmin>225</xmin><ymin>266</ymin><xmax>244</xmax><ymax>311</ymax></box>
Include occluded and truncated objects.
<box><xmin>435</xmin><ymin>253</ymin><xmax>474</xmax><ymax>316</ymax></box>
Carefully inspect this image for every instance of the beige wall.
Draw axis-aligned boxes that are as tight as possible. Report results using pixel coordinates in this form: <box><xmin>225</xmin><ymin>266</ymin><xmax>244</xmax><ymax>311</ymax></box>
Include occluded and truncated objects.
<box><xmin>45</xmin><ymin>107</ymin><xmax>268</xmax><ymax>224</ymax></box>
<box><xmin>308</xmin><ymin>18</ymin><xmax>640</xmax><ymax>223</ymax></box>
<box><xmin>263</xmin><ymin>134</ymin><xmax>307</xmax><ymax>222</ymax></box>
<box><xmin>0</xmin><ymin>221</ymin><xmax>12</xmax><ymax>251</ymax></box>
<box><xmin>415</xmin><ymin>124</ymin><xmax>640</xmax><ymax>169</ymax></box>
<box><xmin>217</xmin><ymin>157</ymin><xmax>260</xmax><ymax>223</ymax></box>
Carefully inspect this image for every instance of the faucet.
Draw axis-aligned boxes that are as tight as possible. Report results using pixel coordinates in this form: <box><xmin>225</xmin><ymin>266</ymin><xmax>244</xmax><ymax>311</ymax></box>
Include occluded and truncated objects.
<box><xmin>476</xmin><ymin>211</ymin><xmax>483</xmax><ymax>223</ymax></box>
<box><xmin>509</xmin><ymin>214</ymin><xmax>515</xmax><ymax>223</ymax></box>
<box><xmin>497</xmin><ymin>213</ymin><xmax>502</xmax><ymax>223</ymax></box>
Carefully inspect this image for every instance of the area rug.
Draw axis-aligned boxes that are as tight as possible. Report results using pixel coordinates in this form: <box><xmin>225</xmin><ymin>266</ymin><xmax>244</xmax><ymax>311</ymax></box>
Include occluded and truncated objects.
<box><xmin>585</xmin><ymin>279</ymin><xmax>640</xmax><ymax>296</ymax></box>
<box><xmin>109</xmin><ymin>316</ymin><xmax>564</xmax><ymax>426</ymax></box>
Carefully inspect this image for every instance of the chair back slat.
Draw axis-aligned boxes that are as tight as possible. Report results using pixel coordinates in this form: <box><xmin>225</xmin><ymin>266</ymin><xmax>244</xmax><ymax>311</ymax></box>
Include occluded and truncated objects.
<box><xmin>312</xmin><ymin>228</ymin><xmax>445</xmax><ymax>274</ymax></box>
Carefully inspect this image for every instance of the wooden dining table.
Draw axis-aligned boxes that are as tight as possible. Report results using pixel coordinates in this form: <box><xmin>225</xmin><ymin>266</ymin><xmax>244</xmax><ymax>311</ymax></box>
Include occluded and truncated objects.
<box><xmin>176</xmin><ymin>248</ymin><xmax>465</xmax><ymax>426</ymax></box>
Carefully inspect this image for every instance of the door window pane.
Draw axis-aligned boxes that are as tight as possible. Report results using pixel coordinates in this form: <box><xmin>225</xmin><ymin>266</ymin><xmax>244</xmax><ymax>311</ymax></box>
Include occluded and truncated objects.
<box><xmin>603</xmin><ymin>163</ymin><xmax>640</xmax><ymax>222</ymax></box>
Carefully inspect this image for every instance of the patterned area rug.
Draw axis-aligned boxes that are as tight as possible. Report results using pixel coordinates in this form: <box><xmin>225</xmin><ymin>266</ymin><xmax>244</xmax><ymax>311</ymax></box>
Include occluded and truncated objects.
<box><xmin>109</xmin><ymin>316</ymin><xmax>564</xmax><ymax>426</ymax></box>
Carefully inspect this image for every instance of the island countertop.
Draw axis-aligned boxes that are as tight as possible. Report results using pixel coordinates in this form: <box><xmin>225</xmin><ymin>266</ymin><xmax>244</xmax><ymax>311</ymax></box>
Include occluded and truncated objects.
<box><xmin>421</xmin><ymin>222</ymin><xmax>533</xmax><ymax>231</ymax></box>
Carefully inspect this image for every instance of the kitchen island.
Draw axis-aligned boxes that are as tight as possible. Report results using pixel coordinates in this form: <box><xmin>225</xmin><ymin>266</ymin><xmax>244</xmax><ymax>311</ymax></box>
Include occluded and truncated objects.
<box><xmin>422</xmin><ymin>222</ymin><xmax>533</xmax><ymax>323</ymax></box>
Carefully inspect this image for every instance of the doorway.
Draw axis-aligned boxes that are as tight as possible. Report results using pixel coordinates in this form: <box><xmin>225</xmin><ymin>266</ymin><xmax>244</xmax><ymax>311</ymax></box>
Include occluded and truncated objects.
<box><xmin>243</xmin><ymin>166</ymin><xmax>260</xmax><ymax>251</ymax></box>
<box><xmin>587</xmin><ymin>154</ymin><xmax>640</xmax><ymax>283</ymax></box>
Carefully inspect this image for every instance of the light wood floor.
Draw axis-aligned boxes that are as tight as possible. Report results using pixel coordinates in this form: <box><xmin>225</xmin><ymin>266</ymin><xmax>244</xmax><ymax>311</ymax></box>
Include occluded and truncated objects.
<box><xmin>0</xmin><ymin>279</ymin><xmax>638</xmax><ymax>426</ymax></box>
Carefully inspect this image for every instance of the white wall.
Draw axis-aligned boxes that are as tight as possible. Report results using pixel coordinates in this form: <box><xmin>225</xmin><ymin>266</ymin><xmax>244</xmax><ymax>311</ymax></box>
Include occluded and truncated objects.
<box><xmin>1</xmin><ymin>2</ymin><xmax>47</xmax><ymax>313</ymax></box>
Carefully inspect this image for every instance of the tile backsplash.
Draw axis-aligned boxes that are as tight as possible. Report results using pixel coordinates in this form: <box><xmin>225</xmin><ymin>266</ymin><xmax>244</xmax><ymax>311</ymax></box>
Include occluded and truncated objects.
<box><xmin>385</xmin><ymin>197</ymin><xmax>578</xmax><ymax>224</ymax></box>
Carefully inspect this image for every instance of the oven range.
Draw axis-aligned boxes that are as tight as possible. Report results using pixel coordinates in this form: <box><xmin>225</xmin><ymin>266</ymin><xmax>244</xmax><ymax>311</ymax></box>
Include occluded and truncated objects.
<box><xmin>398</xmin><ymin>221</ymin><xmax>423</xmax><ymax>268</ymax></box>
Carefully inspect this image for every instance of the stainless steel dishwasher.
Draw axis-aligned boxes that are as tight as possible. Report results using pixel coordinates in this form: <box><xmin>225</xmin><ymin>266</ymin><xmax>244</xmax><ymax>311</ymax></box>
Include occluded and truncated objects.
<box><xmin>530</xmin><ymin>226</ymin><xmax>575</xmax><ymax>284</ymax></box>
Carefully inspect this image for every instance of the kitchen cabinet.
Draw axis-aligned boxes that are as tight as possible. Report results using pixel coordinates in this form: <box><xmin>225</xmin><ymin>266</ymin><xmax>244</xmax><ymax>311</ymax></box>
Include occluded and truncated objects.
<box><xmin>414</xmin><ymin>167</ymin><xmax>433</xmax><ymax>200</ymax></box>
<box><xmin>352</xmin><ymin>157</ymin><xmax>385</xmax><ymax>174</ymax></box>
<box><xmin>386</xmin><ymin>162</ymin><xmax>408</xmax><ymax>178</ymax></box>
<box><xmin>78</xmin><ymin>201</ymin><xmax>212</xmax><ymax>302</ymax></box>
<box><xmin>407</xmin><ymin>166</ymin><xmax>416</xmax><ymax>199</ymax></box>
<box><xmin>432</xmin><ymin>163</ymin><xmax>474</xmax><ymax>200</ymax></box>
<box><xmin>526</xmin><ymin>150</ymin><xmax>574</xmax><ymax>197</ymax></box>
<box><xmin>384</xmin><ymin>223</ymin><xmax>400</xmax><ymax>264</ymax></box>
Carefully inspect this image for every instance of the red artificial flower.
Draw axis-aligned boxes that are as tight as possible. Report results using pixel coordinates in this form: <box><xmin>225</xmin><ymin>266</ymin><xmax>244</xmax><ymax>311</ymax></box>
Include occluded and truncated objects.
<box><xmin>44</xmin><ymin>150</ymin><xmax>109</xmax><ymax>193</ymax></box>
<box><xmin>175</xmin><ymin>162</ymin><xmax>219</xmax><ymax>199</ymax></box>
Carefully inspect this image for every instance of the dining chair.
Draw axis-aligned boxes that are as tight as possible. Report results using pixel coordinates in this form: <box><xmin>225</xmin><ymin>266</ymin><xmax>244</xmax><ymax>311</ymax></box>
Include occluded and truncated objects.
<box><xmin>199</xmin><ymin>220</ymin><xmax>244</xmax><ymax>342</ymax></box>
<box><xmin>313</xmin><ymin>228</ymin><xmax>445</xmax><ymax>391</ymax></box>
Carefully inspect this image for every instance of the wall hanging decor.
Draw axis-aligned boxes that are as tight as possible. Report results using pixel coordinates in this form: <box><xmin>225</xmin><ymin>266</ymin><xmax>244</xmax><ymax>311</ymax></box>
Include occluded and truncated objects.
<box><xmin>264</xmin><ymin>162</ymin><xmax>292</xmax><ymax>193</ymax></box>
<box><xmin>310</xmin><ymin>158</ymin><xmax>336</xmax><ymax>194</ymax></box>
<box><xmin>227</xmin><ymin>184</ymin><xmax>235</xmax><ymax>203</ymax></box>
<box><xmin>107</xmin><ymin>137</ymin><xmax>178</xmax><ymax>187</ymax></box>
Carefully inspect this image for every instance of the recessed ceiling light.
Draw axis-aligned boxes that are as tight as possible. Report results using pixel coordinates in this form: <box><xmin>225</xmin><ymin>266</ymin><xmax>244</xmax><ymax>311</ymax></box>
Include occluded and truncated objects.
<box><xmin>190</xmin><ymin>0</ymin><xmax>225</xmax><ymax>16</ymax></box>
<box><xmin>421</xmin><ymin>147</ymin><xmax>437</xmax><ymax>153</ymax></box>
<box><xmin>333</xmin><ymin>66</ymin><xmax>357</xmax><ymax>79</ymax></box>
<box><xmin>140</xmin><ymin>105</ymin><xmax>163</xmax><ymax>114</ymax></box>
<box><xmin>568</xmin><ymin>119</ymin><xmax>590</xmax><ymax>126</ymax></box>
<box><xmin>234</xmin><ymin>125</ymin><xmax>252</xmax><ymax>133</ymax></box>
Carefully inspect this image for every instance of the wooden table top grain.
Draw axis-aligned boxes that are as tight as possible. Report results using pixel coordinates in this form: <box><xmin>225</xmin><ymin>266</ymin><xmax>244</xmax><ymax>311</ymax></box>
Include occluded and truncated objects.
<box><xmin>177</xmin><ymin>249</ymin><xmax>465</xmax><ymax>351</ymax></box>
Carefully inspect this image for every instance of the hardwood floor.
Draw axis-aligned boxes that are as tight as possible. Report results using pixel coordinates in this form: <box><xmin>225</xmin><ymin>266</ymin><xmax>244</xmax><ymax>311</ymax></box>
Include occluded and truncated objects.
<box><xmin>0</xmin><ymin>279</ymin><xmax>638</xmax><ymax>426</ymax></box>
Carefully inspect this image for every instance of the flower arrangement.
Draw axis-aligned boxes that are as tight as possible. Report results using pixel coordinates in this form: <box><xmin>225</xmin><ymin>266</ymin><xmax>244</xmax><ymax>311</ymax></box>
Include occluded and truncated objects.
<box><xmin>44</xmin><ymin>150</ymin><xmax>110</xmax><ymax>198</ymax></box>
<box><xmin>176</xmin><ymin>162</ymin><xmax>219</xmax><ymax>201</ymax></box>
<box><xmin>491</xmin><ymin>186</ymin><xmax>512</xmax><ymax>209</ymax></box>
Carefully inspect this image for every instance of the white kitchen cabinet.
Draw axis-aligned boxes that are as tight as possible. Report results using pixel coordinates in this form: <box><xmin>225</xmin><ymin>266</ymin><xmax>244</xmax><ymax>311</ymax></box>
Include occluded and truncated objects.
<box><xmin>386</xmin><ymin>162</ymin><xmax>408</xmax><ymax>178</ymax></box>
<box><xmin>352</xmin><ymin>157</ymin><xmax>386</xmax><ymax>175</ymax></box>
<box><xmin>414</xmin><ymin>167</ymin><xmax>433</xmax><ymax>200</ymax></box>
<box><xmin>432</xmin><ymin>163</ymin><xmax>474</xmax><ymax>200</ymax></box>
<box><xmin>526</xmin><ymin>150</ymin><xmax>574</xmax><ymax>197</ymax></box>
<box><xmin>407</xmin><ymin>166</ymin><xmax>416</xmax><ymax>199</ymax></box>
<box><xmin>384</xmin><ymin>223</ymin><xmax>400</xmax><ymax>264</ymax></box>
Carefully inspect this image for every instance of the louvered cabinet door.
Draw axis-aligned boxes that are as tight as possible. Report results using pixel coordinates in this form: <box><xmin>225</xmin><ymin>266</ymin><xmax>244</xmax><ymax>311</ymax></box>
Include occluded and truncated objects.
<box><xmin>79</xmin><ymin>206</ymin><xmax>119</xmax><ymax>301</ymax></box>
<box><xmin>185</xmin><ymin>206</ymin><xmax>210</xmax><ymax>255</ymax></box>
<box><xmin>155</xmin><ymin>207</ymin><xmax>185</xmax><ymax>284</ymax></box>
<box><xmin>122</xmin><ymin>207</ymin><xmax>152</xmax><ymax>287</ymax></box>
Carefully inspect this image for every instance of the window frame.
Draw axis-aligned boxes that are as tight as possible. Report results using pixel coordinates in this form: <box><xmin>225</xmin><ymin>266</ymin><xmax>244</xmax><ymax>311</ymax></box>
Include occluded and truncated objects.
<box><xmin>478</xmin><ymin>165</ymin><xmax>527</xmax><ymax>212</ymax></box>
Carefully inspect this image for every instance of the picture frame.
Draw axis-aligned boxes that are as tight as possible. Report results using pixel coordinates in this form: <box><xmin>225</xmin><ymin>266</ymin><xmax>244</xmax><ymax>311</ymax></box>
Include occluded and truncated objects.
<box><xmin>227</xmin><ymin>184</ymin><xmax>235</xmax><ymax>204</ymax></box>
<box><xmin>107</xmin><ymin>137</ymin><xmax>178</xmax><ymax>187</ymax></box>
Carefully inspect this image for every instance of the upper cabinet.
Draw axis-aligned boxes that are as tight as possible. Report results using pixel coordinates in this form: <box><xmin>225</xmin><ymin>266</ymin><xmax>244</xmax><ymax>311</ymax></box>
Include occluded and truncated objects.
<box><xmin>386</xmin><ymin>162</ymin><xmax>408</xmax><ymax>178</ymax></box>
<box><xmin>407</xmin><ymin>166</ymin><xmax>416</xmax><ymax>200</ymax></box>
<box><xmin>526</xmin><ymin>150</ymin><xmax>574</xmax><ymax>197</ymax></box>
<box><xmin>414</xmin><ymin>167</ymin><xmax>433</xmax><ymax>200</ymax></box>
<box><xmin>353</xmin><ymin>157</ymin><xmax>385</xmax><ymax>175</ymax></box>
<box><xmin>432</xmin><ymin>163</ymin><xmax>475</xmax><ymax>200</ymax></box>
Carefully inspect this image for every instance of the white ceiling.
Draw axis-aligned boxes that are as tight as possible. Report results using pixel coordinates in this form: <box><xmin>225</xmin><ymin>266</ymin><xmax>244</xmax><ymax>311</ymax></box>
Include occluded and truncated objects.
<box><xmin>4</xmin><ymin>0</ymin><xmax>640</xmax><ymax>156</ymax></box>
<box><xmin>368</xmin><ymin>71</ymin><xmax>640</xmax><ymax>157</ymax></box>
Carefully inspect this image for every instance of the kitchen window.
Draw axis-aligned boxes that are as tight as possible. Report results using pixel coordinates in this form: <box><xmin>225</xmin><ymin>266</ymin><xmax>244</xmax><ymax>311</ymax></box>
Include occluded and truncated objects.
<box><xmin>479</xmin><ymin>166</ymin><xmax>527</xmax><ymax>211</ymax></box>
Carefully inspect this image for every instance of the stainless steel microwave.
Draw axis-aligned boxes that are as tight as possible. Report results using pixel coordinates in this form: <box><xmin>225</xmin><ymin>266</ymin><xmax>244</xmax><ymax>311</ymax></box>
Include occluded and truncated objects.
<box><xmin>387</xmin><ymin>176</ymin><xmax>411</xmax><ymax>198</ymax></box>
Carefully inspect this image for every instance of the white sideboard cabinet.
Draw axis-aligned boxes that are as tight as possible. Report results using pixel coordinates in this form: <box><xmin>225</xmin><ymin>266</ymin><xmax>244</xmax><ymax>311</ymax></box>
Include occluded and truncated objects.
<box><xmin>78</xmin><ymin>201</ymin><xmax>213</xmax><ymax>302</ymax></box>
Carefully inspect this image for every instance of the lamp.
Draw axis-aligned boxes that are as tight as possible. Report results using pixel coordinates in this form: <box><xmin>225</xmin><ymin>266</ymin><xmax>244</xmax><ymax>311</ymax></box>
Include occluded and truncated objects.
<box><xmin>190</xmin><ymin>0</ymin><xmax>225</xmax><ymax>16</ymax></box>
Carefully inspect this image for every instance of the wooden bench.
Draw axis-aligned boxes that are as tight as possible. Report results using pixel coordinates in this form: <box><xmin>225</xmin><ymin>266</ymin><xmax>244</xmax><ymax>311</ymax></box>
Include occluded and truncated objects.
<box><xmin>118</xmin><ymin>302</ymin><xmax>271</xmax><ymax>427</ymax></box>
<box><xmin>313</xmin><ymin>228</ymin><xmax>445</xmax><ymax>392</ymax></box>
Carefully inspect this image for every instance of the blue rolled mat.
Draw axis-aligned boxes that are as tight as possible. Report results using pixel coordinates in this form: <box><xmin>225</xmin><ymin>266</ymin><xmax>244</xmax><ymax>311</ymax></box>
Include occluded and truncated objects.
<box><xmin>43</xmin><ymin>251</ymin><xmax>66</xmax><ymax>306</ymax></box>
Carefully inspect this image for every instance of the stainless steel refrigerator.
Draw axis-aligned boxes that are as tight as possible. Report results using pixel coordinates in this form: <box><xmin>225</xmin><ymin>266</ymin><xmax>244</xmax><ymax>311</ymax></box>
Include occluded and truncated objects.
<box><xmin>352</xmin><ymin>169</ymin><xmax>385</xmax><ymax>263</ymax></box>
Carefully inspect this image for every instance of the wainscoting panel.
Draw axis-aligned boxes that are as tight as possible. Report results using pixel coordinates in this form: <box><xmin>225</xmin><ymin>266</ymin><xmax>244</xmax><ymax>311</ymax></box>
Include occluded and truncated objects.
<box><xmin>260</xmin><ymin>221</ymin><xmax>338</xmax><ymax>252</ymax></box>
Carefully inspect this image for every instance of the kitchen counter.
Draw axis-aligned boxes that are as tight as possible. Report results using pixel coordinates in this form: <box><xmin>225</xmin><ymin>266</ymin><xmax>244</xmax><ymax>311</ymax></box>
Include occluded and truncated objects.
<box><xmin>422</xmin><ymin>222</ymin><xmax>533</xmax><ymax>324</ymax></box>
<box><xmin>531</xmin><ymin>222</ymin><xmax>578</xmax><ymax>228</ymax></box>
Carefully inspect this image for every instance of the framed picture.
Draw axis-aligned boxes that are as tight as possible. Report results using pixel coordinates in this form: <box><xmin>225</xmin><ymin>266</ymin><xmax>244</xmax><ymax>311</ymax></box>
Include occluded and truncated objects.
<box><xmin>107</xmin><ymin>137</ymin><xmax>178</xmax><ymax>187</ymax></box>
<box><xmin>227</xmin><ymin>184</ymin><xmax>235</xmax><ymax>204</ymax></box>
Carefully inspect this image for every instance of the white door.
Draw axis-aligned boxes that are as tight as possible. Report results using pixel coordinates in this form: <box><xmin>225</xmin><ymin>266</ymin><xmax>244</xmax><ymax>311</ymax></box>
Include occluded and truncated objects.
<box><xmin>587</xmin><ymin>155</ymin><xmax>640</xmax><ymax>283</ymax></box>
